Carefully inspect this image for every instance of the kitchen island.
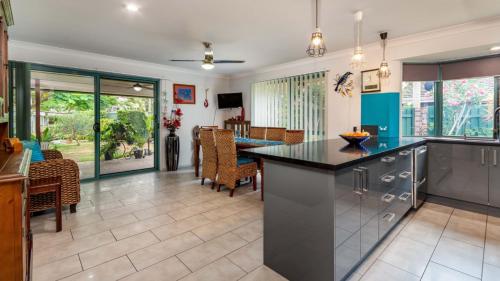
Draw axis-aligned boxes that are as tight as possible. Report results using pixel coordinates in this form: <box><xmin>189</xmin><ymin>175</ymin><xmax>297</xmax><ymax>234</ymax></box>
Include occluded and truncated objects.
<box><xmin>240</xmin><ymin>137</ymin><xmax>425</xmax><ymax>281</ymax></box>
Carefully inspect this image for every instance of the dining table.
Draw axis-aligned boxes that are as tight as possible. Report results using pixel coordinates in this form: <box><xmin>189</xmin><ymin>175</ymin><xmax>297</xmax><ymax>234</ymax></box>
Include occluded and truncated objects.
<box><xmin>194</xmin><ymin>136</ymin><xmax>285</xmax><ymax>200</ymax></box>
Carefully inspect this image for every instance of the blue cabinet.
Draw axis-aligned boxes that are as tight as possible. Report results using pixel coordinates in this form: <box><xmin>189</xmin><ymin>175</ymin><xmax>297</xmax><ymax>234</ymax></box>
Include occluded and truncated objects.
<box><xmin>361</xmin><ymin>93</ymin><xmax>400</xmax><ymax>138</ymax></box>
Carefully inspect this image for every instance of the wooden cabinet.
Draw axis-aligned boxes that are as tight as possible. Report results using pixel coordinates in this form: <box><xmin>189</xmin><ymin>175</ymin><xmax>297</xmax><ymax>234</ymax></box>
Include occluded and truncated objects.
<box><xmin>0</xmin><ymin>149</ymin><xmax>32</xmax><ymax>281</ymax></box>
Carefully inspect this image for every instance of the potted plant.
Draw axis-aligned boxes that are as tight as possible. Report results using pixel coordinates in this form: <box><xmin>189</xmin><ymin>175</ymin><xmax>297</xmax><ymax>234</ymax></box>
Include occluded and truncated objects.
<box><xmin>40</xmin><ymin>127</ymin><xmax>52</xmax><ymax>150</ymax></box>
<box><xmin>100</xmin><ymin>120</ymin><xmax>136</xmax><ymax>160</ymax></box>
<box><xmin>133</xmin><ymin>136</ymin><xmax>147</xmax><ymax>159</ymax></box>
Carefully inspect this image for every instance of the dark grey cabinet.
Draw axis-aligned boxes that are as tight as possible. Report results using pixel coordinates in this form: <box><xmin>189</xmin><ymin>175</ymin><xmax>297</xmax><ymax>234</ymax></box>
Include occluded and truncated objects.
<box><xmin>334</xmin><ymin>150</ymin><xmax>412</xmax><ymax>281</ymax></box>
<box><xmin>489</xmin><ymin>147</ymin><xmax>500</xmax><ymax>208</ymax></box>
<box><xmin>428</xmin><ymin>143</ymin><xmax>489</xmax><ymax>205</ymax></box>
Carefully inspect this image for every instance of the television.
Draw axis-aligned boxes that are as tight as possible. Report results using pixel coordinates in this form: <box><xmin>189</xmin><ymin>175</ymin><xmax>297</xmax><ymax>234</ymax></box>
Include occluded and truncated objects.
<box><xmin>217</xmin><ymin>92</ymin><xmax>243</xmax><ymax>109</ymax></box>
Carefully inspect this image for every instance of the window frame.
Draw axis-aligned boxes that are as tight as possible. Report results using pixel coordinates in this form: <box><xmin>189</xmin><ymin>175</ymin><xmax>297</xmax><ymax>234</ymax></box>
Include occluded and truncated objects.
<box><xmin>402</xmin><ymin>71</ymin><xmax>500</xmax><ymax>139</ymax></box>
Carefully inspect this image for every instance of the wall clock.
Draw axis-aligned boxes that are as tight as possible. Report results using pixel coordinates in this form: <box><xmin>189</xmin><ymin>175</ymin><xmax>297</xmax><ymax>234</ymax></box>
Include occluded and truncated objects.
<box><xmin>361</xmin><ymin>69</ymin><xmax>381</xmax><ymax>93</ymax></box>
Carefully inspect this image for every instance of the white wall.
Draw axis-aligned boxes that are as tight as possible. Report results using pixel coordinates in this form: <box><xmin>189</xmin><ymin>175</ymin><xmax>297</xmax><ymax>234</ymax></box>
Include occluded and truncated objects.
<box><xmin>229</xmin><ymin>17</ymin><xmax>500</xmax><ymax>138</ymax></box>
<box><xmin>9</xmin><ymin>41</ymin><xmax>231</xmax><ymax>169</ymax></box>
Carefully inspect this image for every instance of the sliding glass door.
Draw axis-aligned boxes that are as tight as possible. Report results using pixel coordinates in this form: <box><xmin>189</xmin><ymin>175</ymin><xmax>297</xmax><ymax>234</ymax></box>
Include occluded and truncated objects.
<box><xmin>99</xmin><ymin>78</ymin><xmax>156</xmax><ymax>175</ymax></box>
<box><xmin>12</xmin><ymin>63</ymin><xmax>160</xmax><ymax>180</ymax></box>
<box><xmin>30</xmin><ymin>70</ymin><xmax>96</xmax><ymax>179</ymax></box>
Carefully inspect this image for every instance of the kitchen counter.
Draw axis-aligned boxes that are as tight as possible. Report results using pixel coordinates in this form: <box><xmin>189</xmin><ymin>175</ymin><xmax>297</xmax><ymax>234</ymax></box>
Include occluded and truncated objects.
<box><xmin>240</xmin><ymin>137</ymin><xmax>425</xmax><ymax>170</ymax></box>
<box><xmin>247</xmin><ymin>137</ymin><xmax>423</xmax><ymax>281</ymax></box>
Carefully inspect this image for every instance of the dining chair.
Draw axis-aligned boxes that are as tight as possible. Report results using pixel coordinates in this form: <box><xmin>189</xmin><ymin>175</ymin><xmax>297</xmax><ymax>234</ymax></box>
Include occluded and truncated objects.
<box><xmin>285</xmin><ymin>130</ymin><xmax>305</xmax><ymax>144</ymax></box>
<box><xmin>199</xmin><ymin>129</ymin><xmax>218</xmax><ymax>189</ymax></box>
<box><xmin>266</xmin><ymin>127</ymin><xmax>287</xmax><ymax>141</ymax></box>
<box><xmin>249</xmin><ymin>127</ymin><xmax>267</xmax><ymax>139</ymax></box>
<box><xmin>214</xmin><ymin>129</ymin><xmax>257</xmax><ymax>197</ymax></box>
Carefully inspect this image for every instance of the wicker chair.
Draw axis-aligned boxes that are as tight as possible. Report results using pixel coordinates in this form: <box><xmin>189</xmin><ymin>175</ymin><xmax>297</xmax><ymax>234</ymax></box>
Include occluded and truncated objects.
<box><xmin>214</xmin><ymin>130</ymin><xmax>257</xmax><ymax>197</ymax></box>
<box><xmin>200</xmin><ymin>129</ymin><xmax>218</xmax><ymax>189</ymax></box>
<box><xmin>28</xmin><ymin>150</ymin><xmax>81</xmax><ymax>213</ymax></box>
<box><xmin>249</xmin><ymin>127</ymin><xmax>267</xmax><ymax>139</ymax></box>
<box><xmin>266</xmin><ymin>127</ymin><xmax>287</xmax><ymax>141</ymax></box>
<box><xmin>285</xmin><ymin>130</ymin><xmax>305</xmax><ymax>144</ymax></box>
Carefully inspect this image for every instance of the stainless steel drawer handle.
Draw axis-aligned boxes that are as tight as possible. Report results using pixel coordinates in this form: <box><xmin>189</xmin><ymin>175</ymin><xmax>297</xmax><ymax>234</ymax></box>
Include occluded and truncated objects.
<box><xmin>399</xmin><ymin>171</ymin><xmax>412</xmax><ymax>179</ymax></box>
<box><xmin>383</xmin><ymin>213</ymin><xmax>396</xmax><ymax>222</ymax></box>
<box><xmin>382</xmin><ymin>193</ymin><xmax>395</xmax><ymax>203</ymax></box>
<box><xmin>399</xmin><ymin>150</ymin><xmax>411</xmax><ymax>156</ymax></box>
<box><xmin>352</xmin><ymin>168</ymin><xmax>363</xmax><ymax>195</ymax></box>
<box><xmin>399</xmin><ymin>192</ymin><xmax>412</xmax><ymax>201</ymax></box>
<box><xmin>494</xmin><ymin>150</ymin><xmax>497</xmax><ymax>167</ymax></box>
<box><xmin>381</xmin><ymin>156</ymin><xmax>396</xmax><ymax>163</ymax></box>
<box><xmin>381</xmin><ymin>175</ymin><xmax>395</xmax><ymax>183</ymax></box>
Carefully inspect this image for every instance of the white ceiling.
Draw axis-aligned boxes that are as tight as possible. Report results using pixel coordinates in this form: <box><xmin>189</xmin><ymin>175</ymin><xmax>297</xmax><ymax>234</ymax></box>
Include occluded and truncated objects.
<box><xmin>9</xmin><ymin>0</ymin><xmax>500</xmax><ymax>74</ymax></box>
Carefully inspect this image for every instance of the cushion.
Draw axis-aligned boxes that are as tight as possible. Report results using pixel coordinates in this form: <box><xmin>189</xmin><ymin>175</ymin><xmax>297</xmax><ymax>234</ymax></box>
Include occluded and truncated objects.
<box><xmin>237</xmin><ymin>156</ymin><xmax>255</xmax><ymax>166</ymax></box>
<box><xmin>22</xmin><ymin>141</ymin><xmax>45</xmax><ymax>163</ymax></box>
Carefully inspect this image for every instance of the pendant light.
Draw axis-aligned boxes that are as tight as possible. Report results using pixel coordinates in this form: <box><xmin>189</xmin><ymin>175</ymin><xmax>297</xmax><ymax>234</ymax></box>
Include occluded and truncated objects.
<box><xmin>350</xmin><ymin>11</ymin><xmax>366</xmax><ymax>69</ymax></box>
<box><xmin>377</xmin><ymin>32</ymin><xmax>391</xmax><ymax>78</ymax></box>
<box><xmin>306</xmin><ymin>0</ymin><xmax>326</xmax><ymax>57</ymax></box>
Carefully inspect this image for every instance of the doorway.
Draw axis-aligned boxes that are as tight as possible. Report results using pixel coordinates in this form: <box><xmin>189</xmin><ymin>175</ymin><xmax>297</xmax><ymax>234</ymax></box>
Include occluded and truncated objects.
<box><xmin>98</xmin><ymin>78</ymin><xmax>156</xmax><ymax>175</ymax></box>
<box><xmin>12</xmin><ymin>63</ymin><xmax>160</xmax><ymax>180</ymax></box>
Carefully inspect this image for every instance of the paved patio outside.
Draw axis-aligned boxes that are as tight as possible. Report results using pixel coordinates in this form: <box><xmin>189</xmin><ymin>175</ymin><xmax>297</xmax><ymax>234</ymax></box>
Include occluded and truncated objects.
<box><xmin>78</xmin><ymin>155</ymin><xmax>154</xmax><ymax>178</ymax></box>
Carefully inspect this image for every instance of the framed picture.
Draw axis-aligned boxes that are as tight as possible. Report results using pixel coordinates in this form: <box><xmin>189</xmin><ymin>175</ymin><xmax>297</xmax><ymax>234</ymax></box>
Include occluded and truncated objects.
<box><xmin>361</xmin><ymin>69</ymin><xmax>381</xmax><ymax>93</ymax></box>
<box><xmin>173</xmin><ymin>84</ymin><xmax>196</xmax><ymax>104</ymax></box>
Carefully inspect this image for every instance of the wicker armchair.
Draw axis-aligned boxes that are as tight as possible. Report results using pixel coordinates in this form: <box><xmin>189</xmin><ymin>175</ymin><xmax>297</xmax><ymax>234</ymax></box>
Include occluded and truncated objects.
<box><xmin>200</xmin><ymin>129</ymin><xmax>218</xmax><ymax>189</ymax></box>
<box><xmin>28</xmin><ymin>150</ymin><xmax>81</xmax><ymax>213</ymax></box>
<box><xmin>285</xmin><ymin>130</ymin><xmax>305</xmax><ymax>144</ymax></box>
<box><xmin>214</xmin><ymin>130</ymin><xmax>257</xmax><ymax>197</ymax></box>
<box><xmin>266</xmin><ymin>127</ymin><xmax>286</xmax><ymax>141</ymax></box>
<box><xmin>249</xmin><ymin>127</ymin><xmax>267</xmax><ymax>140</ymax></box>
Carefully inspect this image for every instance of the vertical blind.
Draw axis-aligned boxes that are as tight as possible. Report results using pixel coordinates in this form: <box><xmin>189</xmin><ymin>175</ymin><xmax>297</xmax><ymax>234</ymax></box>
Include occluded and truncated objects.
<box><xmin>251</xmin><ymin>71</ymin><xmax>326</xmax><ymax>141</ymax></box>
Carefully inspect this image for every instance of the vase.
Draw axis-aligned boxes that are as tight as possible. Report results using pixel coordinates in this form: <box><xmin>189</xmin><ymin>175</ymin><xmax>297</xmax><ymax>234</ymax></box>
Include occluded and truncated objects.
<box><xmin>168</xmin><ymin>128</ymin><xmax>176</xmax><ymax>137</ymax></box>
<box><xmin>165</xmin><ymin>132</ymin><xmax>180</xmax><ymax>171</ymax></box>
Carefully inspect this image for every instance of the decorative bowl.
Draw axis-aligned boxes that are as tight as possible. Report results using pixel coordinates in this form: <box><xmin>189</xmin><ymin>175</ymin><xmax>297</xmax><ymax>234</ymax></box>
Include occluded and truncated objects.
<box><xmin>339</xmin><ymin>134</ymin><xmax>370</xmax><ymax>146</ymax></box>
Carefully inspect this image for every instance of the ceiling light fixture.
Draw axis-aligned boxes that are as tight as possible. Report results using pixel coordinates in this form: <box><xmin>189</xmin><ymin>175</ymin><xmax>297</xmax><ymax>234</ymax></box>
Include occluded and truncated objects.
<box><xmin>377</xmin><ymin>32</ymin><xmax>391</xmax><ymax>79</ymax></box>
<box><xmin>201</xmin><ymin>42</ymin><xmax>215</xmax><ymax>70</ymax></box>
<box><xmin>350</xmin><ymin>11</ymin><xmax>366</xmax><ymax>69</ymax></box>
<box><xmin>133</xmin><ymin>83</ymin><xmax>143</xmax><ymax>92</ymax></box>
<box><xmin>201</xmin><ymin>61</ymin><xmax>215</xmax><ymax>70</ymax></box>
<box><xmin>490</xmin><ymin>46</ymin><xmax>500</xmax><ymax>51</ymax></box>
<box><xmin>306</xmin><ymin>0</ymin><xmax>326</xmax><ymax>57</ymax></box>
<box><xmin>126</xmin><ymin>3</ymin><xmax>139</xmax><ymax>12</ymax></box>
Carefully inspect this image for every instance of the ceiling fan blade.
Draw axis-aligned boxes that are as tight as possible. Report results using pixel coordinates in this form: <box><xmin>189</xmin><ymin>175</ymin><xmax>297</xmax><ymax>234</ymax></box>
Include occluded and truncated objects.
<box><xmin>213</xmin><ymin>60</ymin><xmax>245</xmax><ymax>63</ymax></box>
<box><xmin>170</xmin><ymin>59</ymin><xmax>203</xmax><ymax>62</ymax></box>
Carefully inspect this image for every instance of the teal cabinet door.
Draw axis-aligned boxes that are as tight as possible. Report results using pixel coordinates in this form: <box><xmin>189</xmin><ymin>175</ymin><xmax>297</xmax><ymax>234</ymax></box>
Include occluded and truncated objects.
<box><xmin>361</xmin><ymin>93</ymin><xmax>400</xmax><ymax>138</ymax></box>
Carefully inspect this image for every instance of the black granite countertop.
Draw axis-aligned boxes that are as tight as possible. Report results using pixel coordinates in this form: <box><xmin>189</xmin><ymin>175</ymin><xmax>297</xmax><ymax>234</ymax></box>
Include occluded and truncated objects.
<box><xmin>239</xmin><ymin>137</ymin><xmax>426</xmax><ymax>171</ymax></box>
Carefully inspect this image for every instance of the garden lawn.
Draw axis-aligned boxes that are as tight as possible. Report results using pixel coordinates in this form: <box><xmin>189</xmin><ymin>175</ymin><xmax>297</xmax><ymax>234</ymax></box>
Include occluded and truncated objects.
<box><xmin>50</xmin><ymin>141</ymin><xmax>95</xmax><ymax>163</ymax></box>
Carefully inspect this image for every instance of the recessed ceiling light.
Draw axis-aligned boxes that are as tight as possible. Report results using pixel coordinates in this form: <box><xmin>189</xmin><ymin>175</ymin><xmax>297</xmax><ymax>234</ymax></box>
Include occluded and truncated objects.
<box><xmin>126</xmin><ymin>3</ymin><xmax>139</xmax><ymax>12</ymax></box>
<box><xmin>490</xmin><ymin>46</ymin><xmax>500</xmax><ymax>51</ymax></box>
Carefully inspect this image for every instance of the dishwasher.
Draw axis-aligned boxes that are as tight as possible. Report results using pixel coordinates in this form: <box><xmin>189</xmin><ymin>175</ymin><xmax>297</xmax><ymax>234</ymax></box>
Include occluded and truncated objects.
<box><xmin>412</xmin><ymin>145</ymin><xmax>427</xmax><ymax>208</ymax></box>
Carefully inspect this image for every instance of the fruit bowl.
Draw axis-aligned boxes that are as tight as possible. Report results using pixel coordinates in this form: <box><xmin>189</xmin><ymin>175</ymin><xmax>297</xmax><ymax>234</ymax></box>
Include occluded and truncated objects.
<box><xmin>339</xmin><ymin>134</ymin><xmax>370</xmax><ymax>146</ymax></box>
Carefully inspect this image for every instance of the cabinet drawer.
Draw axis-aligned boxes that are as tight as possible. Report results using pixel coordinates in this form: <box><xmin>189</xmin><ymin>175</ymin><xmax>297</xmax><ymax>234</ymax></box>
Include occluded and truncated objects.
<box><xmin>378</xmin><ymin>153</ymin><xmax>398</xmax><ymax>175</ymax></box>
<box><xmin>396</xmin><ymin>149</ymin><xmax>412</xmax><ymax>173</ymax></box>
<box><xmin>379</xmin><ymin>204</ymin><xmax>400</xmax><ymax>238</ymax></box>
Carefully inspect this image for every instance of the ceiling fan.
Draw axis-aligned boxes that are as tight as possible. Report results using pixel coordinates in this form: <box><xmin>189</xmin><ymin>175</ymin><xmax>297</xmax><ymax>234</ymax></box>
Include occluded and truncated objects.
<box><xmin>171</xmin><ymin>42</ymin><xmax>245</xmax><ymax>70</ymax></box>
<box><xmin>130</xmin><ymin>83</ymin><xmax>154</xmax><ymax>92</ymax></box>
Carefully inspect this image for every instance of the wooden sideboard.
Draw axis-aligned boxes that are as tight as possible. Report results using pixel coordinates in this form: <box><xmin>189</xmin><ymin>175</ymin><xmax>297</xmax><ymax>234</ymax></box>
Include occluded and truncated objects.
<box><xmin>0</xmin><ymin>149</ymin><xmax>32</xmax><ymax>281</ymax></box>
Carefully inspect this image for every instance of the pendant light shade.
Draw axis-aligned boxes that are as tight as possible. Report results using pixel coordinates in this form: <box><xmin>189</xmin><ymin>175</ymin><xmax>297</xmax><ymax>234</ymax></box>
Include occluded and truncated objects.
<box><xmin>306</xmin><ymin>0</ymin><xmax>326</xmax><ymax>57</ymax></box>
<box><xmin>350</xmin><ymin>11</ymin><xmax>366</xmax><ymax>69</ymax></box>
<box><xmin>377</xmin><ymin>32</ymin><xmax>391</xmax><ymax>78</ymax></box>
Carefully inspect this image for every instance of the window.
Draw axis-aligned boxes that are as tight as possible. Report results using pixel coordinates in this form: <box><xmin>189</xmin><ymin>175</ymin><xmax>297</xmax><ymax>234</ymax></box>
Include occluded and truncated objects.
<box><xmin>442</xmin><ymin>77</ymin><xmax>495</xmax><ymax>138</ymax></box>
<box><xmin>401</xmin><ymin>81</ymin><xmax>435</xmax><ymax>136</ymax></box>
<box><xmin>251</xmin><ymin>72</ymin><xmax>326</xmax><ymax>141</ymax></box>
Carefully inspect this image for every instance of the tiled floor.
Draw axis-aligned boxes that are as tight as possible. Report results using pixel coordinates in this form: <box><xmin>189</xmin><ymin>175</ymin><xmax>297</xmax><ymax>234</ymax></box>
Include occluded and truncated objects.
<box><xmin>31</xmin><ymin>170</ymin><xmax>500</xmax><ymax>281</ymax></box>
